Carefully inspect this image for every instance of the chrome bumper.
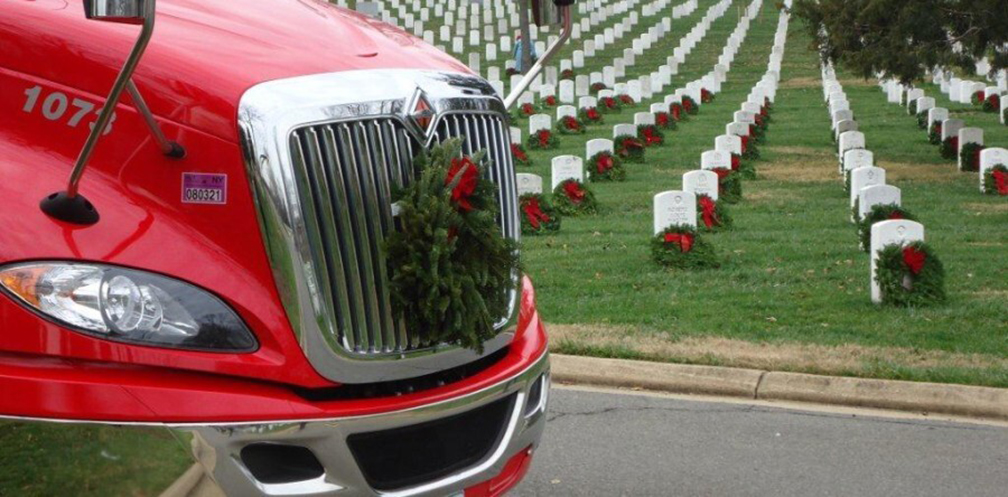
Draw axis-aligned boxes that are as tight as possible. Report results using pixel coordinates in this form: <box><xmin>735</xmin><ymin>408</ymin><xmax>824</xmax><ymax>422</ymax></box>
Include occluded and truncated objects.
<box><xmin>0</xmin><ymin>352</ymin><xmax>549</xmax><ymax>497</ymax></box>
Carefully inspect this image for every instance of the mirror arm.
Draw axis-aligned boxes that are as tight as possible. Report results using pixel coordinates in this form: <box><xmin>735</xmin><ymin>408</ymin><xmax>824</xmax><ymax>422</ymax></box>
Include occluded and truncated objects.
<box><xmin>126</xmin><ymin>79</ymin><xmax>185</xmax><ymax>159</ymax></box>
<box><xmin>65</xmin><ymin>0</ymin><xmax>157</xmax><ymax>198</ymax></box>
<box><xmin>503</xmin><ymin>3</ymin><xmax>573</xmax><ymax>109</ymax></box>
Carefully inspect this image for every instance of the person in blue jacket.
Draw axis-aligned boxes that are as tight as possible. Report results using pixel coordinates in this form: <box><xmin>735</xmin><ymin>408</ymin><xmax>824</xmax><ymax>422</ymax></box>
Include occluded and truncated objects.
<box><xmin>513</xmin><ymin>31</ymin><xmax>538</xmax><ymax>73</ymax></box>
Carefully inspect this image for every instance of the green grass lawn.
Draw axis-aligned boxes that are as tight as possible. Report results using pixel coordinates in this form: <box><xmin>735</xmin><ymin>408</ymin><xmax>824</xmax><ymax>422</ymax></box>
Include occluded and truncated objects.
<box><xmin>503</xmin><ymin>0</ymin><xmax>1008</xmax><ymax>386</ymax></box>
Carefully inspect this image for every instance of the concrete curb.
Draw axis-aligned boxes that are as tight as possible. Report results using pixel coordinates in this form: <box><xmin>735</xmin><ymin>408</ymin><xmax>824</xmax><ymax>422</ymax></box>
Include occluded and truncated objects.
<box><xmin>158</xmin><ymin>463</ymin><xmax>204</xmax><ymax>497</ymax></box>
<box><xmin>551</xmin><ymin>354</ymin><xmax>1008</xmax><ymax>420</ymax></box>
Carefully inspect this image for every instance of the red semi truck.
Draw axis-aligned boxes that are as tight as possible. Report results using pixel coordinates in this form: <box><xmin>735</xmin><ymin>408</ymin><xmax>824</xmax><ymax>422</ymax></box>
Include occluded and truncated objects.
<box><xmin>0</xmin><ymin>0</ymin><xmax>571</xmax><ymax>495</ymax></box>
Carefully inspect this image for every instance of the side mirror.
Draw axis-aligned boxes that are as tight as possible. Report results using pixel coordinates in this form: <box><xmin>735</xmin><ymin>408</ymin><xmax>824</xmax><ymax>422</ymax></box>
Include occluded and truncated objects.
<box><xmin>84</xmin><ymin>0</ymin><xmax>147</xmax><ymax>24</ymax></box>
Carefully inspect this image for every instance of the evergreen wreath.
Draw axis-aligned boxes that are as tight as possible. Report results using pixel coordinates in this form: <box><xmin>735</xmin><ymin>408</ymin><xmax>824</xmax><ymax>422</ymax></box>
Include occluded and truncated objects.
<box><xmin>856</xmin><ymin>203</ymin><xmax>918</xmax><ymax>252</ymax></box>
<box><xmin>637</xmin><ymin>124</ymin><xmax>665</xmax><ymax>147</ymax></box>
<box><xmin>552</xmin><ymin>179</ymin><xmax>598</xmax><ymax>216</ymax></box>
<box><xmin>590</xmin><ymin>82</ymin><xmax>608</xmax><ymax>93</ymax></box>
<box><xmin>959</xmin><ymin>142</ymin><xmax>984</xmax><ymax>172</ymax></box>
<box><xmin>715</xmin><ymin>168</ymin><xmax>742</xmax><ymax>204</ymax></box>
<box><xmin>939</xmin><ymin>136</ymin><xmax>958</xmax><ymax>160</ymax></box>
<box><xmin>741</xmin><ymin>135</ymin><xmax>760</xmax><ymax>160</ymax></box>
<box><xmin>560</xmin><ymin>69</ymin><xmax>575</xmax><ymax>80</ymax></box>
<box><xmin>587</xmin><ymin>151</ymin><xmax>626</xmax><ymax>182</ymax></box>
<box><xmin>578</xmin><ymin>106</ymin><xmax>604</xmax><ymax>124</ymax></box>
<box><xmin>556</xmin><ymin>115</ymin><xmax>586</xmax><ymax>135</ymax></box>
<box><xmin>669</xmin><ymin>102</ymin><xmax>686</xmax><ymax>122</ymax></box>
<box><xmin>908</xmin><ymin>100</ymin><xmax>917</xmax><ymax>115</ymax></box>
<box><xmin>983</xmin><ymin>164</ymin><xmax>1008</xmax><ymax>195</ymax></box>
<box><xmin>651</xmin><ymin>224</ymin><xmax>719</xmax><ymax>269</ymax></box>
<box><xmin>655</xmin><ymin>111</ymin><xmax>677</xmax><ymax>130</ymax></box>
<box><xmin>543</xmin><ymin>95</ymin><xmax>558</xmax><ymax>107</ymax></box>
<box><xmin>928</xmin><ymin>123</ymin><xmax>942</xmax><ymax>145</ymax></box>
<box><xmin>515</xmin><ymin>102</ymin><xmax>537</xmax><ymax>119</ymax></box>
<box><xmin>735</xmin><ymin>154</ymin><xmax>757</xmax><ymax>180</ymax></box>
<box><xmin>526</xmin><ymin>129</ymin><xmax>559</xmax><ymax>150</ymax></box>
<box><xmin>701</xmin><ymin>88</ymin><xmax>714</xmax><ymax>104</ymax></box>
<box><xmin>510</xmin><ymin>142</ymin><xmax>532</xmax><ymax>166</ymax></box>
<box><xmin>615</xmin><ymin>134</ymin><xmax>646</xmax><ymax>162</ymax></box>
<box><xmin>384</xmin><ymin>139</ymin><xmax>520</xmax><ymax>352</ymax></box>
<box><xmin>599</xmin><ymin>96</ymin><xmax>622</xmax><ymax>113</ymax></box>
<box><xmin>683</xmin><ymin>96</ymin><xmax>699</xmax><ymax>115</ymax></box>
<box><xmin>971</xmin><ymin>91</ymin><xmax>985</xmax><ymax>106</ymax></box>
<box><xmin>519</xmin><ymin>193</ymin><xmax>561</xmax><ymax>235</ymax></box>
<box><xmin>983</xmin><ymin>94</ymin><xmax>1000</xmax><ymax>113</ymax></box>
<box><xmin>874</xmin><ymin>241</ymin><xmax>946</xmax><ymax>307</ymax></box>
<box><xmin>917</xmin><ymin>112</ymin><xmax>929</xmax><ymax>130</ymax></box>
<box><xmin>1003</xmin><ymin>108</ymin><xmax>1008</xmax><ymax>126</ymax></box>
<box><xmin>618</xmin><ymin>94</ymin><xmax>636</xmax><ymax>106</ymax></box>
<box><xmin>696</xmin><ymin>194</ymin><xmax>733</xmax><ymax>231</ymax></box>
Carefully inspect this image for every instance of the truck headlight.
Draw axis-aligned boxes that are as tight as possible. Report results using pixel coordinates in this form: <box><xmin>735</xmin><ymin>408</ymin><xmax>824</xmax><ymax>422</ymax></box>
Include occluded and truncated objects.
<box><xmin>0</xmin><ymin>262</ymin><xmax>257</xmax><ymax>352</ymax></box>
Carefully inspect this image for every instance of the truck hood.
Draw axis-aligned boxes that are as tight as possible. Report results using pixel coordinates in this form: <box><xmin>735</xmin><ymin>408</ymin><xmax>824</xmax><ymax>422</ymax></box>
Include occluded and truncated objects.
<box><xmin>2</xmin><ymin>0</ymin><xmax>471</xmax><ymax>141</ymax></box>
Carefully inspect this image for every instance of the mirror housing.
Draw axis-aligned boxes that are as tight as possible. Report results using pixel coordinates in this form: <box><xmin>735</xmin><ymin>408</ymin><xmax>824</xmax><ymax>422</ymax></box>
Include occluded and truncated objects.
<box><xmin>84</xmin><ymin>0</ymin><xmax>146</xmax><ymax>25</ymax></box>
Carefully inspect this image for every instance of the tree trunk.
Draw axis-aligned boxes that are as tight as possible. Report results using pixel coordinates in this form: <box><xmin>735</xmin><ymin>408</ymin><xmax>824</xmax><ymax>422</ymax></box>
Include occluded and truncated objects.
<box><xmin>518</xmin><ymin>0</ymin><xmax>534</xmax><ymax>74</ymax></box>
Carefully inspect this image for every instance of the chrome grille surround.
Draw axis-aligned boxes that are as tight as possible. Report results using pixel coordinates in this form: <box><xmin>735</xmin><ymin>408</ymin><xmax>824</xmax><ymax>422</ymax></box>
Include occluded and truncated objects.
<box><xmin>238</xmin><ymin>70</ymin><xmax>520</xmax><ymax>384</ymax></box>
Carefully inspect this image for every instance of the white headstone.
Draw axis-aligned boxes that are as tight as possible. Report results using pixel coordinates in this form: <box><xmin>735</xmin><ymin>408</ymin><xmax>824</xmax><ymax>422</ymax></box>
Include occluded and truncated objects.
<box><xmin>516</xmin><ymin>173</ymin><xmax>543</xmax><ymax>196</ymax></box>
<box><xmin>634</xmin><ymin>112</ymin><xmax>655</xmax><ymax>126</ymax></box>
<box><xmin>529</xmin><ymin>114</ymin><xmax>551</xmax><ymax>134</ymax></box>
<box><xmin>941</xmin><ymin>119</ymin><xmax>964</xmax><ymax>140</ymax></box>
<box><xmin>928</xmin><ymin>108</ymin><xmax>949</xmax><ymax>128</ymax></box>
<box><xmin>870</xmin><ymin>220</ymin><xmax>925</xmax><ymax>303</ymax></box>
<box><xmin>850</xmin><ymin>166</ymin><xmax>886</xmax><ymax>208</ymax></box>
<box><xmin>843</xmin><ymin>149</ymin><xmax>875</xmax><ymax>173</ymax></box>
<box><xmin>683</xmin><ymin>170</ymin><xmax>719</xmax><ymax>201</ymax></box>
<box><xmin>839</xmin><ymin>131</ymin><xmax>866</xmax><ymax>157</ymax></box>
<box><xmin>979</xmin><ymin>148</ymin><xmax>1008</xmax><ymax>192</ymax></box>
<box><xmin>858</xmin><ymin>184</ymin><xmax>901</xmax><ymax>219</ymax></box>
<box><xmin>559</xmin><ymin>80</ymin><xmax>575</xmax><ymax>103</ymax></box>
<box><xmin>578</xmin><ymin>96</ymin><xmax>597</xmax><ymax>110</ymax></box>
<box><xmin>510</xmin><ymin>126</ymin><xmax>521</xmax><ymax>145</ymax></box>
<box><xmin>715</xmin><ymin>135</ymin><xmax>742</xmax><ymax>155</ymax></box>
<box><xmin>586</xmin><ymin>138</ymin><xmax>613</xmax><ymax>158</ymax></box>
<box><xmin>556</xmin><ymin>105</ymin><xmax>577</xmax><ymax>119</ymax></box>
<box><xmin>701</xmin><ymin>150</ymin><xmax>731</xmax><ymax>170</ymax></box>
<box><xmin>551</xmin><ymin>155</ymin><xmax>584</xmax><ymax>190</ymax></box>
<box><xmin>654</xmin><ymin>191</ymin><xmax>697</xmax><ymax>233</ymax></box>
<box><xmin>613</xmin><ymin>123</ymin><xmax>636</xmax><ymax>138</ymax></box>
<box><xmin>958</xmin><ymin>127</ymin><xmax>984</xmax><ymax>170</ymax></box>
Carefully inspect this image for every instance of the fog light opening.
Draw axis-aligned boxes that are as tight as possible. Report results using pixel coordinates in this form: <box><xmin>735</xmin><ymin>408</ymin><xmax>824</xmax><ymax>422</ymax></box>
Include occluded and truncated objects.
<box><xmin>240</xmin><ymin>443</ymin><xmax>325</xmax><ymax>485</ymax></box>
<box><xmin>525</xmin><ymin>372</ymin><xmax>549</xmax><ymax>418</ymax></box>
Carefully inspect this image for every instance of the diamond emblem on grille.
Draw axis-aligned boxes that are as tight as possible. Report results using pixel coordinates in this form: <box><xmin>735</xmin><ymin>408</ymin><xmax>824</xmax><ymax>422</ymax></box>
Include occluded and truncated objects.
<box><xmin>407</xmin><ymin>89</ymin><xmax>435</xmax><ymax>138</ymax></box>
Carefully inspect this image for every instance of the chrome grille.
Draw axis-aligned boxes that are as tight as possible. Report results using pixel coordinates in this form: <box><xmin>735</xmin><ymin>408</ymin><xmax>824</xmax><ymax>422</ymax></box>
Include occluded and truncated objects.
<box><xmin>289</xmin><ymin>112</ymin><xmax>518</xmax><ymax>356</ymax></box>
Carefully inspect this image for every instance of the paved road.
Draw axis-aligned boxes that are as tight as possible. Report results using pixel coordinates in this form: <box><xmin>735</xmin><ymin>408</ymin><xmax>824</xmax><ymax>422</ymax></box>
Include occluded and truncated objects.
<box><xmin>513</xmin><ymin>386</ymin><xmax>1008</xmax><ymax>496</ymax></box>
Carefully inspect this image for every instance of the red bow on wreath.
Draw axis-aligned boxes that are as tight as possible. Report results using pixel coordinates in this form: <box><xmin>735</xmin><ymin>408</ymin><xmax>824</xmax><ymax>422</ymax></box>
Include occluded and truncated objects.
<box><xmin>620</xmin><ymin>138</ymin><xmax>644</xmax><ymax>156</ymax></box>
<box><xmin>656</xmin><ymin>113</ymin><xmax>669</xmax><ymax>126</ymax></box>
<box><xmin>683</xmin><ymin>99</ymin><xmax>693</xmax><ymax>112</ymax></box>
<box><xmin>445</xmin><ymin>157</ymin><xmax>479</xmax><ymax>212</ymax></box>
<box><xmin>948</xmin><ymin>136</ymin><xmax>959</xmax><ymax>152</ymax></box>
<box><xmin>619</xmin><ymin>95</ymin><xmax>634</xmax><ymax>105</ymax></box>
<box><xmin>740</xmin><ymin>135</ymin><xmax>749</xmax><ymax>153</ymax></box>
<box><xmin>564</xmin><ymin>116</ymin><xmax>580</xmax><ymax>131</ymax></box>
<box><xmin>510</xmin><ymin>143</ymin><xmax>528</xmax><ymax>162</ymax></box>
<box><xmin>604</xmin><ymin>98</ymin><xmax>617</xmax><ymax>109</ymax></box>
<box><xmin>642</xmin><ymin>127</ymin><xmax>662</xmax><ymax>145</ymax></box>
<box><xmin>933</xmin><ymin>123</ymin><xmax>942</xmax><ymax>136</ymax></box>
<box><xmin>664</xmin><ymin>232</ymin><xmax>694</xmax><ymax>253</ymax></box>
<box><xmin>523</xmin><ymin>197</ymin><xmax>551</xmax><ymax>229</ymax></box>
<box><xmin>974</xmin><ymin>91</ymin><xmax>985</xmax><ymax>103</ymax></box>
<box><xmin>563</xmin><ymin>181</ymin><xmax>585</xmax><ymax>204</ymax></box>
<box><xmin>699</xmin><ymin>196</ymin><xmax>719</xmax><ymax>228</ymax></box>
<box><xmin>596</xmin><ymin>154</ymin><xmax>614</xmax><ymax>173</ymax></box>
<box><xmin>545</xmin><ymin>96</ymin><xmax>557</xmax><ymax>106</ymax></box>
<box><xmin>888</xmin><ymin>210</ymin><xmax>904</xmax><ymax>220</ymax></box>
<box><xmin>731</xmin><ymin>154</ymin><xmax>740</xmax><ymax>170</ymax></box>
<box><xmin>671</xmin><ymin>105</ymin><xmax>681</xmax><ymax>120</ymax></box>
<box><xmin>761</xmin><ymin>106</ymin><xmax>768</xmax><ymax>117</ymax></box>
<box><xmin>701</xmin><ymin>89</ymin><xmax>712</xmax><ymax>103</ymax></box>
<box><xmin>587</xmin><ymin>108</ymin><xmax>601</xmax><ymax>120</ymax></box>
<box><xmin>989</xmin><ymin>94</ymin><xmax>1001</xmax><ymax>108</ymax></box>
<box><xmin>993</xmin><ymin>169</ymin><xmax>1008</xmax><ymax>195</ymax></box>
<box><xmin>902</xmin><ymin>246</ymin><xmax>926</xmax><ymax>275</ymax></box>
<box><xmin>537</xmin><ymin>129</ymin><xmax>552</xmax><ymax>147</ymax></box>
<box><xmin>973</xmin><ymin>148</ymin><xmax>983</xmax><ymax>169</ymax></box>
<box><xmin>749</xmin><ymin>124</ymin><xmax>757</xmax><ymax>137</ymax></box>
<box><xmin>755</xmin><ymin>115</ymin><xmax>764</xmax><ymax>126</ymax></box>
<box><xmin>521</xmin><ymin>103</ymin><xmax>535</xmax><ymax>115</ymax></box>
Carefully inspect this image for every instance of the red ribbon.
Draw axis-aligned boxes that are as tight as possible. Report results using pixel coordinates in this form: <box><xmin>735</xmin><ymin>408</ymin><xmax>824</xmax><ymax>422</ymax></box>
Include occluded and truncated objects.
<box><xmin>657</xmin><ymin>113</ymin><xmax>669</xmax><ymax>127</ymax></box>
<box><xmin>993</xmin><ymin>169</ymin><xmax>1008</xmax><ymax>195</ymax></box>
<box><xmin>731</xmin><ymin>154</ymin><xmax>740</xmax><ymax>171</ymax></box>
<box><xmin>989</xmin><ymin>94</ymin><xmax>1001</xmax><ymax>108</ymax></box>
<box><xmin>663</xmin><ymin>232</ymin><xmax>694</xmax><ymax>253</ymax></box>
<box><xmin>620</xmin><ymin>95</ymin><xmax>634</xmax><ymax>105</ymax></box>
<box><xmin>596</xmin><ymin>154</ymin><xmax>614</xmax><ymax>173</ymax></box>
<box><xmin>888</xmin><ymin>210</ymin><xmax>904</xmax><ymax>220</ymax></box>
<box><xmin>563</xmin><ymin>181</ymin><xmax>585</xmax><ymax>204</ymax></box>
<box><xmin>701</xmin><ymin>89</ymin><xmax>712</xmax><ymax>103</ymax></box>
<box><xmin>522</xmin><ymin>103</ymin><xmax>535</xmax><ymax>115</ymax></box>
<box><xmin>510</xmin><ymin>143</ymin><xmax>527</xmax><ymax>162</ymax></box>
<box><xmin>974</xmin><ymin>91</ymin><xmax>985</xmax><ymax>103</ymax></box>
<box><xmin>740</xmin><ymin>135</ymin><xmax>749</xmax><ymax>153</ymax></box>
<box><xmin>537</xmin><ymin>130</ymin><xmax>552</xmax><ymax>147</ymax></box>
<box><xmin>604</xmin><ymin>98</ymin><xmax>617</xmax><ymax>109</ymax></box>
<box><xmin>523</xmin><ymin>197</ymin><xmax>551</xmax><ymax>229</ymax></box>
<box><xmin>445</xmin><ymin>157</ymin><xmax>478</xmax><ymax>211</ymax></box>
<box><xmin>683</xmin><ymin>98</ymin><xmax>693</xmax><ymax>112</ymax></box>
<box><xmin>545</xmin><ymin>96</ymin><xmax>556</xmax><ymax>106</ymax></box>
<box><xmin>902</xmin><ymin>246</ymin><xmax>926</xmax><ymax>275</ymax></box>
<box><xmin>587</xmin><ymin>108</ymin><xmax>600</xmax><ymax>120</ymax></box>
<box><xmin>620</xmin><ymin>138</ymin><xmax>644</xmax><ymax>156</ymax></box>
<box><xmin>642</xmin><ymin>127</ymin><xmax>661</xmax><ymax>145</ymax></box>
<box><xmin>671</xmin><ymin>105</ymin><xmax>681</xmax><ymax>120</ymax></box>
<box><xmin>699</xmin><ymin>196</ymin><xmax>718</xmax><ymax>228</ymax></box>
<box><xmin>564</xmin><ymin>116</ymin><xmax>580</xmax><ymax>131</ymax></box>
<box><xmin>948</xmin><ymin>136</ymin><xmax>959</xmax><ymax>152</ymax></box>
<box><xmin>749</xmin><ymin>124</ymin><xmax>757</xmax><ymax>137</ymax></box>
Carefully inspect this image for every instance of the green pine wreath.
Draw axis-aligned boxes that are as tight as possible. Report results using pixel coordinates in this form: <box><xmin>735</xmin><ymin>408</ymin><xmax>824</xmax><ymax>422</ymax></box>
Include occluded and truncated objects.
<box><xmin>618</xmin><ymin>94</ymin><xmax>636</xmax><ymax>106</ymax></box>
<box><xmin>716</xmin><ymin>169</ymin><xmax>743</xmax><ymax>204</ymax></box>
<box><xmin>578</xmin><ymin>106</ymin><xmax>605</xmax><ymax>125</ymax></box>
<box><xmin>553</xmin><ymin>179</ymin><xmax>598</xmax><ymax>216</ymax></box>
<box><xmin>908</xmin><ymin>100</ymin><xmax>917</xmax><ymax>115</ymax></box>
<box><xmin>701</xmin><ymin>88</ymin><xmax>714</xmax><ymax>103</ymax></box>
<box><xmin>510</xmin><ymin>142</ymin><xmax>532</xmax><ymax>167</ymax></box>
<box><xmin>513</xmin><ymin>102</ymin><xmax>538</xmax><ymax>120</ymax></box>
<box><xmin>599</xmin><ymin>96</ymin><xmax>622</xmax><ymax>114</ymax></box>
<box><xmin>940</xmin><ymin>136</ymin><xmax>958</xmax><ymax>160</ymax></box>
<box><xmin>637</xmin><ymin>124</ymin><xmax>665</xmax><ymax>147</ymax></box>
<box><xmin>983</xmin><ymin>164</ymin><xmax>1008</xmax><ymax>195</ymax></box>
<box><xmin>590</xmin><ymin>82</ymin><xmax>608</xmax><ymax>94</ymax></box>
<box><xmin>971</xmin><ymin>91</ymin><xmax>985</xmax><ymax>106</ymax></box>
<box><xmin>651</xmin><ymin>225</ymin><xmax>719</xmax><ymax>269</ymax></box>
<box><xmin>1003</xmin><ymin>108</ymin><xmax>1008</xmax><ymax>125</ymax></box>
<box><xmin>683</xmin><ymin>96</ymin><xmax>699</xmax><ymax>115</ymax></box>
<box><xmin>519</xmin><ymin>193</ymin><xmax>562</xmax><ymax>235</ymax></box>
<box><xmin>857</xmin><ymin>203</ymin><xmax>918</xmax><ymax>252</ymax></box>
<box><xmin>928</xmin><ymin>123</ymin><xmax>942</xmax><ymax>145</ymax></box>
<box><xmin>917</xmin><ymin>112</ymin><xmax>929</xmax><ymax>130</ymax></box>
<box><xmin>959</xmin><ymin>142</ymin><xmax>984</xmax><ymax>172</ymax></box>
<box><xmin>874</xmin><ymin>241</ymin><xmax>946</xmax><ymax>307</ymax></box>
<box><xmin>655</xmin><ymin>111</ymin><xmax>677</xmax><ymax>130</ymax></box>
<box><xmin>555</xmin><ymin>115</ymin><xmax>587</xmax><ymax>135</ymax></box>
<box><xmin>736</xmin><ymin>154</ymin><xmax>757</xmax><ymax>180</ymax></box>
<box><xmin>526</xmin><ymin>129</ymin><xmax>559</xmax><ymax>150</ymax></box>
<box><xmin>669</xmin><ymin>102</ymin><xmax>687</xmax><ymax>122</ymax></box>
<box><xmin>587</xmin><ymin>151</ymin><xmax>626</xmax><ymax>182</ymax></box>
<box><xmin>983</xmin><ymin>94</ymin><xmax>1000</xmax><ymax>113</ymax></box>
<box><xmin>615</xmin><ymin>134</ymin><xmax>646</xmax><ymax>163</ymax></box>
<box><xmin>696</xmin><ymin>194</ymin><xmax>733</xmax><ymax>232</ymax></box>
<box><xmin>742</xmin><ymin>137</ymin><xmax>760</xmax><ymax>160</ymax></box>
<box><xmin>384</xmin><ymin>139</ymin><xmax>520</xmax><ymax>352</ymax></box>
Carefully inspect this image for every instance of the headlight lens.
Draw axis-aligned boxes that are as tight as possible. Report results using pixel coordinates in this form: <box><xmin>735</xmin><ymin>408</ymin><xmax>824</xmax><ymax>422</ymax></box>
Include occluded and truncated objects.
<box><xmin>0</xmin><ymin>262</ymin><xmax>257</xmax><ymax>352</ymax></box>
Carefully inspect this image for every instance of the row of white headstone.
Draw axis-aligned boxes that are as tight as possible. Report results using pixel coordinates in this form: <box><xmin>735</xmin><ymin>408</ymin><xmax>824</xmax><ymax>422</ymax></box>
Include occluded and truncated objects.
<box><xmin>652</xmin><ymin>0</ymin><xmax>788</xmax><ymax>235</ymax></box>
<box><xmin>825</xmin><ymin>65</ymin><xmax>927</xmax><ymax>304</ymax></box>
<box><xmin>878</xmin><ymin>81</ymin><xmax>1008</xmax><ymax>192</ymax></box>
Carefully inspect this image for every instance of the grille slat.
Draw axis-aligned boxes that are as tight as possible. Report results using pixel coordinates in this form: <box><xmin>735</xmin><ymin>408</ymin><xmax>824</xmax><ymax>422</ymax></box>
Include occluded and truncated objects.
<box><xmin>290</xmin><ymin>112</ymin><xmax>516</xmax><ymax>357</ymax></box>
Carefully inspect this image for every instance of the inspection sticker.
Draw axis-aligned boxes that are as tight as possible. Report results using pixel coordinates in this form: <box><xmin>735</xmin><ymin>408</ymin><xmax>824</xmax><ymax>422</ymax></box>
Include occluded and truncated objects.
<box><xmin>182</xmin><ymin>172</ymin><xmax>227</xmax><ymax>205</ymax></box>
